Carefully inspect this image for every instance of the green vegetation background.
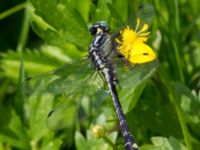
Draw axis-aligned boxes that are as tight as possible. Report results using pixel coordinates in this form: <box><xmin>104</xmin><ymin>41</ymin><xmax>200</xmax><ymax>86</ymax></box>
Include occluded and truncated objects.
<box><xmin>0</xmin><ymin>0</ymin><xmax>200</xmax><ymax>150</ymax></box>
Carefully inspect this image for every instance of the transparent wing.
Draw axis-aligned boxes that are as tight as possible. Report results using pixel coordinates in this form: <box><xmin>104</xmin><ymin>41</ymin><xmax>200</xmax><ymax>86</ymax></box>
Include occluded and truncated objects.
<box><xmin>28</xmin><ymin>58</ymin><xmax>97</xmax><ymax>95</ymax></box>
<box><xmin>46</xmin><ymin>71</ymin><xmax>109</xmax><ymax>130</ymax></box>
<box><xmin>37</xmin><ymin>59</ymin><xmax>110</xmax><ymax>130</ymax></box>
<box><xmin>27</xmin><ymin>58</ymin><xmax>109</xmax><ymax>130</ymax></box>
<box><xmin>115</xmin><ymin>58</ymin><xmax>158</xmax><ymax>113</ymax></box>
<box><xmin>136</xmin><ymin>2</ymin><xmax>154</xmax><ymax>24</ymax></box>
<box><xmin>44</xmin><ymin>58</ymin><xmax>93</xmax><ymax>95</ymax></box>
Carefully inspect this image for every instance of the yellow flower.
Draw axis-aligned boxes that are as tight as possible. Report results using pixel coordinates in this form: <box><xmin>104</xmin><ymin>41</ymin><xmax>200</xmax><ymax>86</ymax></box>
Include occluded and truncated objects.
<box><xmin>116</xmin><ymin>18</ymin><xmax>156</xmax><ymax>64</ymax></box>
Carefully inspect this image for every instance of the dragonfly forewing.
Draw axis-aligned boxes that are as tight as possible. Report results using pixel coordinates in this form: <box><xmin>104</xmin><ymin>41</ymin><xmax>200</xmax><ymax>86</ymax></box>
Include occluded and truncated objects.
<box><xmin>45</xmin><ymin>58</ymin><xmax>92</xmax><ymax>95</ymax></box>
<box><xmin>45</xmin><ymin>63</ymin><xmax>109</xmax><ymax>130</ymax></box>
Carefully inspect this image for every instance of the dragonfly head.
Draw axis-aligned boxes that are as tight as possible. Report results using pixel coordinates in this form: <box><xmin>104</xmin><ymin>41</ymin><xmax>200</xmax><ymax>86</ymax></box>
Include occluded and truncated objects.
<box><xmin>89</xmin><ymin>21</ymin><xmax>109</xmax><ymax>35</ymax></box>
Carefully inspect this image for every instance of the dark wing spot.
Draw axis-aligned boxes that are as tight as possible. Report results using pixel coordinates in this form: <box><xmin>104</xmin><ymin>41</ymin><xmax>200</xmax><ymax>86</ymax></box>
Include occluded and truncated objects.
<box><xmin>26</xmin><ymin>76</ymin><xmax>33</xmax><ymax>81</ymax></box>
<box><xmin>138</xmin><ymin>4</ymin><xmax>144</xmax><ymax>10</ymax></box>
<box><xmin>47</xmin><ymin>110</ymin><xmax>54</xmax><ymax>117</ymax></box>
<box><xmin>143</xmin><ymin>52</ymin><xmax>149</xmax><ymax>56</ymax></box>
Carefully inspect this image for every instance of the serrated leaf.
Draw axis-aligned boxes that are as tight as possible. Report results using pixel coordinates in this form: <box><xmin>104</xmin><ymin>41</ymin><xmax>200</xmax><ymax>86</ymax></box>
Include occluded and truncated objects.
<box><xmin>25</xmin><ymin>82</ymin><xmax>63</xmax><ymax>149</ymax></box>
<box><xmin>141</xmin><ymin>136</ymin><xmax>187</xmax><ymax>150</ymax></box>
<box><xmin>0</xmin><ymin>45</ymin><xmax>73</xmax><ymax>81</ymax></box>
<box><xmin>151</xmin><ymin>136</ymin><xmax>187</xmax><ymax>150</ymax></box>
<box><xmin>0</xmin><ymin>106</ymin><xmax>29</xmax><ymax>149</ymax></box>
<box><xmin>29</xmin><ymin>0</ymin><xmax>89</xmax><ymax>50</ymax></box>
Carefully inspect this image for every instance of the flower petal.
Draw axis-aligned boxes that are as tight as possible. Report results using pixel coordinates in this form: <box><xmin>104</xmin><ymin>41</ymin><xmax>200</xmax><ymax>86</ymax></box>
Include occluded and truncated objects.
<box><xmin>128</xmin><ymin>42</ymin><xmax>156</xmax><ymax>64</ymax></box>
<box><xmin>138</xmin><ymin>23</ymin><xmax>149</xmax><ymax>33</ymax></box>
<box><xmin>135</xmin><ymin>18</ymin><xmax>140</xmax><ymax>32</ymax></box>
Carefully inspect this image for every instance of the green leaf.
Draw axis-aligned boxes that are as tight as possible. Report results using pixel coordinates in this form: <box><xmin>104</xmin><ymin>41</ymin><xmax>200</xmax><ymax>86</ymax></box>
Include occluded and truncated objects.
<box><xmin>173</xmin><ymin>82</ymin><xmax>200</xmax><ymax>137</ymax></box>
<box><xmin>73</xmin><ymin>0</ymin><xmax>90</xmax><ymax>22</ymax></box>
<box><xmin>14</xmin><ymin>58</ymin><xmax>25</xmax><ymax>118</ymax></box>
<box><xmin>151</xmin><ymin>136</ymin><xmax>187</xmax><ymax>150</ymax></box>
<box><xmin>29</xmin><ymin>0</ymin><xmax>89</xmax><ymax>50</ymax></box>
<box><xmin>107</xmin><ymin>3</ymin><xmax>125</xmax><ymax>26</ymax></box>
<box><xmin>141</xmin><ymin>136</ymin><xmax>187</xmax><ymax>150</ymax></box>
<box><xmin>0</xmin><ymin>45</ymin><xmax>75</xmax><ymax>81</ymax></box>
<box><xmin>90</xmin><ymin>0</ymin><xmax>111</xmax><ymax>22</ymax></box>
<box><xmin>75</xmin><ymin>131</ymin><xmax>89</xmax><ymax>150</ymax></box>
<box><xmin>118</xmin><ymin>61</ymin><xmax>158</xmax><ymax>113</ymax></box>
<box><xmin>0</xmin><ymin>106</ymin><xmax>29</xmax><ymax>149</ymax></box>
<box><xmin>25</xmin><ymin>82</ymin><xmax>63</xmax><ymax>149</ymax></box>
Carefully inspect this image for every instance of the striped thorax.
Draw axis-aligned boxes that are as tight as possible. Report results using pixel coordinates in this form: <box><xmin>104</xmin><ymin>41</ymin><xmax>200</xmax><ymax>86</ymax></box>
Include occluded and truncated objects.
<box><xmin>89</xmin><ymin>21</ymin><xmax>117</xmax><ymax>84</ymax></box>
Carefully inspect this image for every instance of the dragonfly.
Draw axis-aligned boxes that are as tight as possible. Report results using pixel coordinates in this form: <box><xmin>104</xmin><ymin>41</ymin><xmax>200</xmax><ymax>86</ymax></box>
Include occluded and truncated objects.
<box><xmin>89</xmin><ymin>21</ymin><xmax>138</xmax><ymax>150</ymax></box>
<box><xmin>87</xmin><ymin>18</ymin><xmax>156</xmax><ymax>149</ymax></box>
<box><xmin>27</xmin><ymin>4</ymin><xmax>157</xmax><ymax>150</ymax></box>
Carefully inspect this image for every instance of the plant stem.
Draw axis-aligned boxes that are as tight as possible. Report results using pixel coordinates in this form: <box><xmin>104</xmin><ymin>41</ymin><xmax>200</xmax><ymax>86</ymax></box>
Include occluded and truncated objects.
<box><xmin>174</xmin><ymin>0</ymin><xmax>180</xmax><ymax>33</ymax></box>
<box><xmin>173</xmin><ymin>0</ymin><xmax>185</xmax><ymax>83</ymax></box>
<box><xmin>172</xmin><ymin>41</ymin><xmax>185</xmax><ymax>83</ymax></box>
<box><xmin>0</xmin><ymin>2</ymin><xmax>27</xmax><ymax>20</ymax></box>
<box><xmin>17</xmin><ymin>3</ymin><xmax>31</xmax><ymax>52</ymax></box>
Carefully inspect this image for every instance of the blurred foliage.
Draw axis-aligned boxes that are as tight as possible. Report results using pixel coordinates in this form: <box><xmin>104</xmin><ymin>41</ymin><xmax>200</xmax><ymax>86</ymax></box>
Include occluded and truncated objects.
<box><xmin>0</xmin><ymin>0</ymin><xmax>200</xmax><ymax>150</ymax></box>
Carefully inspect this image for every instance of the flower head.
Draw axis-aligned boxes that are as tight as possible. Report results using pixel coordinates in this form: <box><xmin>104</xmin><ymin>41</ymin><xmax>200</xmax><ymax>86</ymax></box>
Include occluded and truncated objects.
<box><xmin>92</xmin><ymin>125</ymin><xmax>106</xmax><ymax>138</ymax></box>
<box><xmin>116</xmin><ymin>18</ymin><xmax>156</xmax><ymax>64</ymax></box>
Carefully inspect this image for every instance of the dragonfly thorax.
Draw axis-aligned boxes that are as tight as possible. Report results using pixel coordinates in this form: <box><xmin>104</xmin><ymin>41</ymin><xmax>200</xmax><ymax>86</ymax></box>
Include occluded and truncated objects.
<box><xmin>89</xmin><ymin>21</ymin><xmax>117</xmax><ymax>85</ymax></box>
